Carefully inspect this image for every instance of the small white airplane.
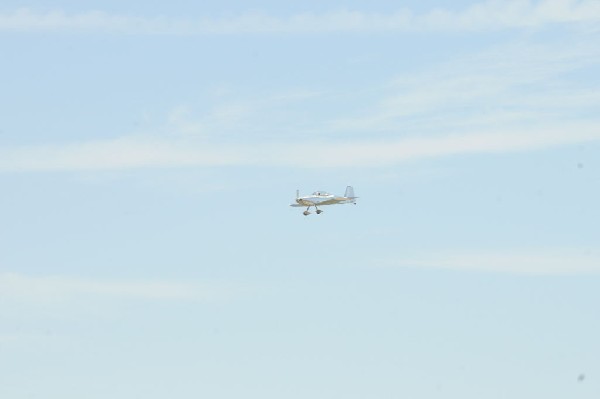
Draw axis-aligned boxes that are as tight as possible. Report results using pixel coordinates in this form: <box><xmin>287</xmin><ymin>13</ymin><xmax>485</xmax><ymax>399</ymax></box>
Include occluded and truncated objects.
<box><xmin>291</xmin><ymin>186</ymin><xmax>358</xmax><ymax>215</ymax></box>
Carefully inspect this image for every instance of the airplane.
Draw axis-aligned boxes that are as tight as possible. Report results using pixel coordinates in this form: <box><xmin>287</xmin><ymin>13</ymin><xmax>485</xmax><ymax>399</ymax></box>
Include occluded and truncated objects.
<box><xmin>290</xmin><ymin>186</ymin><xmax>358</xmax><ymax>215</ymax></box>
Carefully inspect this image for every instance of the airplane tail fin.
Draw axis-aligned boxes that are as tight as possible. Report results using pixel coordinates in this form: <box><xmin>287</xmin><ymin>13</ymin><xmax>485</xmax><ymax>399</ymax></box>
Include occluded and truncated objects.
<box><xmin>344</xmin><ymin>186</ymin><xmax>356</xmax><ymax>198</ymax></box>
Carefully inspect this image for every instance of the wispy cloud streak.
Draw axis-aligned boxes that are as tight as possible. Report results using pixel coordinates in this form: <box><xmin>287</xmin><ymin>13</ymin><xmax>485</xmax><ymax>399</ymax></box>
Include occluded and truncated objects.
<box><xmin>381</xmin><ymin>249</ymin><xmax>600</xmax><ymax>275</ymax></box>
<box><xmin>0</xmin><ymin>273</ymin><xmax>235</xmax><ymax>302</ymax></box>
<box><xmin>332</xmin><ymin>39</ymin><xmax>600</xmax><ymax>133</ymax></box>
<box><xmin>1</xmin><ymin>1</ymin><xmax>599</xmax><ymax>35</ymax></box>
<box><xmin>0</xmin><ymin>124</ymin><xmax>598</xmax><ymax>171</ymax></box>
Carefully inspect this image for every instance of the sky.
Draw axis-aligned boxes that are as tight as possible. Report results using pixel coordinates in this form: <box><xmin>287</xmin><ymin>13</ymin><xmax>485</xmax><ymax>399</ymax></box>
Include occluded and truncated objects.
<box><xmin>0</xmin><ymin>0</ymin><xmax>599</xmax><ymax>398</ymax></box>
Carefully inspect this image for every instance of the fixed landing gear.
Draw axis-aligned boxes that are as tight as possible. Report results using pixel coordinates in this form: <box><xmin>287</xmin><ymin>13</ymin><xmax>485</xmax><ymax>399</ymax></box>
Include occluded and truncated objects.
<box><xmin>303</xmin><ymin>207</ymin><xmax>323</xmax><ymax>216</ymax></box>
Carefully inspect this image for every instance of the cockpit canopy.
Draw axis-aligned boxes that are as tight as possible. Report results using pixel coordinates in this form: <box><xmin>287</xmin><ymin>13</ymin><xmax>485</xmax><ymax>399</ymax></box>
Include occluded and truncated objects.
<box><xmin>312</xmin><ymin>191</ymin><xmax>331</xmax><ymax>196</ymax></box>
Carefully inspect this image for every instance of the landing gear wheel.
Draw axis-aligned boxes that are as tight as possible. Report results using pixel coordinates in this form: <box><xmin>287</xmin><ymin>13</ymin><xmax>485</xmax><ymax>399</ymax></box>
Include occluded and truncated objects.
<box><xmin>316</xmin><ymin>210</ymin><xmax>323</xmax><ymax>214</ymax></box>
<box><xmin>303</xmin><ymin>211</ymin><xmax>311</xmax><ymax>216</ymax></box>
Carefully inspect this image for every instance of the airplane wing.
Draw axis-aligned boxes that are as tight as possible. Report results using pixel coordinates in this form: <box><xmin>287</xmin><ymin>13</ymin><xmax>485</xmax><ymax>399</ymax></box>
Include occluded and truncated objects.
<box><xmin>292</xmin><ymin>198</ymin><xmax>317</xmax><ymax>207</ymax></box>
<box><xmin>291</xmin><ymin>198</ymin><xmax>341</xmax><ymax>206</ymax></box>
<box><xmin>316</xmin><ymin>197</ymin><xmax>347</xmax><ymax>205</ymax></box>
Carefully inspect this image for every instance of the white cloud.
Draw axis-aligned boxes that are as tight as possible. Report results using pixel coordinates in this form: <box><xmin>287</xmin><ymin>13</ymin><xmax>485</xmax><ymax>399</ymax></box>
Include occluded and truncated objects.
<box><xmin>1</xmin><ymin>1</ymin><xmax>599</xmax><ymax>35</ymax></box>
<box><xmin>0</xmin><ymin>123</ymin><xmax>598</xmax><ymax>171</ymax></box>
<box><xmin>0</xmin><ymin>136</ymin><xmax>245</xmax><ymax>171</ymax></box>
<box><xmin>0</xmin><ymin>334</ymin><xmax>18</xmax><ymax>343</ymax></box>
<box><xmin>167</xmin><ymin>105</ymin><xmax>207</xmax><ymax>136</ymax></box>
<box><xmin>0</xmin><ymin>273</ymin><xmax>235</xmax><ymax>302</ymax></box>
<box><xmin>162</xmin><ymin>89</ymin><xmax>325</xmax><ymax>139</ymax></box>
<box><xmin>381</xmin><ymin>249</ymin><xmax>600</xmax><ymax>275</ymax></box>
<box><xmin>1</xmin><ymin>7</ymin><xmax>597</xmax><ymax>173</ymax></box>
<box><xmin>331</xmin><ymin>39</ymin><xmax>600</xmax><ymax>133</ymax></box>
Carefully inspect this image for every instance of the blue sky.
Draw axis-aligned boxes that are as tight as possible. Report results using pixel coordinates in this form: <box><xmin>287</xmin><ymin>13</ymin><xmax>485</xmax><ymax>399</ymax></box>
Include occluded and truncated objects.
<box><xmin>1</xmin><ymin>1</ymin><xmax>599</xmax><ymax>398</ymax></box>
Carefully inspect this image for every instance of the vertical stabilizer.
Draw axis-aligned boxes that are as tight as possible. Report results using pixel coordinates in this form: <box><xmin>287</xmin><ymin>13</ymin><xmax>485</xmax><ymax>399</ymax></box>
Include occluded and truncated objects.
<box><xmin>344</xmin><ymin>186</ymin><xmax>355</xmax><ymax>198</ymax></box>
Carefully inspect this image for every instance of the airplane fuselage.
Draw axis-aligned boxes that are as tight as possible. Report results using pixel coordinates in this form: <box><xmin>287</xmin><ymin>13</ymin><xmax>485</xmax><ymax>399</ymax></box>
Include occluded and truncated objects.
<box><xmin>291</xmin><ymin>187</ymin><xmax>357</xmax><ymax>215</ymax></box>
<box><xmin>295</xmin><ymin>194</ymin><xmax>353</xmax><ymax>207</ymax></box>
